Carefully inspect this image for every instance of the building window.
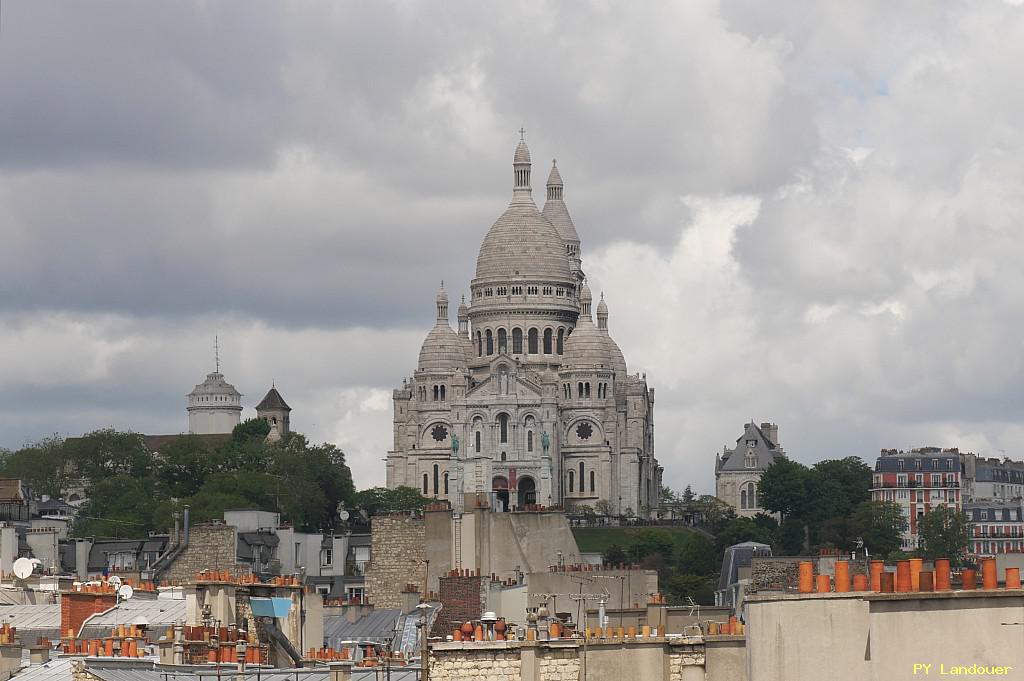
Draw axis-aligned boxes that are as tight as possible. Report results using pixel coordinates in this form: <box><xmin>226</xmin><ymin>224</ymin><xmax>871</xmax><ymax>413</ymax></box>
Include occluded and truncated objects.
<box><xmin>527</xmin><ymin>431</ymin><xmax>534</xmax><ymax>452</ymax></box>
<box><xmin>580</xmin><ymin>461</ymin><xmax>585</xmax><ymax>490</ymax></box>
<box><xmin>485</xmin><ymin>330</ymin><xmax>494</xmax><ymax>355</ymax></box>
<box><xmin>584</xmin><ymin>383</ymin><xmax>591</xmax><ymax>398</ymax></box>
<box><xmin>499</xmin><ymin>414</ymin><xmax>509</xmax><ymax>443</ymax></box>
<box><xmin>423</xmin><ymin>474</ymin><xmax>429</xmax><ymax>495</ymax></box>
<box><xmin>512</xmin><ymin>328</ymin><xmax>523</xmax><ymax>354</ymax></box>
<box><xmin>898</xmin><ymin>460</ymin><xmax>904</xmax><ymax>470</ymax></box>
<box><xmin>475</xmin><ymin>430</ymin><xmax>481</xmax><ymax>453</ymax></box>
<box><xmin>746</xmin><ymin>439</ymin><xmax>757</xmax><ymax>447</ymax></box>
<box><xmin>745</xmin><ymin>452</ymin><xmax>756</xmax><ymax>468</ymax></box>
<box><xmin>557</xmin><ymin>328</ymin><xmax>565</xmax><ymax>355</ymax></box>
<box><xmin>433</xmin><ymin>464</ymin><xmax>440</xmax><ymax>496</ymax></box>
<box><xmin>568</xmin><ymin>471</ymin><xmax>574</xmax><ymax>493</ymax></box>
<box><xmin>497</xmin><ymin>286</ymin><xmax>507</xmax><ymax>296</ymax></box>
<box><xmin>544</xmin><ymin>329</ymin><xmax>553</xmax><ymax>354</ymax></box>
<box><xmin>590</xmin><ymin>470</ymin><xmax>596</xmax><ymax>493</ymax></box>
<box><xmin>498</xmin><ymin>328</ymin><xmax>507</xmax><ymax>354</ymax></box>
<box><xmin>476</xmin><ymin>331</ymin><xmax>482</xmax><ymax>357</ymax></box>
<box><xmin>511</xmin><ymin>286</ymin><xmax>522</xmax><ymax>295</ymax></box>
<box><xmin>321</xmin><ymin>549</ymin><xmax>333</xmax><ymax>567</ymax></box>
<box><xmin>528</xmin><ymin>328</ymin><xmax>539</xmax><ymax>354</ymax></box>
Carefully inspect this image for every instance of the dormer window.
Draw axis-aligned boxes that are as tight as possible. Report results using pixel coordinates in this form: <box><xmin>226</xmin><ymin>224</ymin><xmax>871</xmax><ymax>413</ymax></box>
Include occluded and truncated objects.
<box><xmin>746</xmin><ymin>439</ymin><xmax>757</xmax><ymax>447</ymax></box>
<box><xmin>745</xmin><ymin>451</ymin><xmax>757</xmax><ymax>468</ymax></box>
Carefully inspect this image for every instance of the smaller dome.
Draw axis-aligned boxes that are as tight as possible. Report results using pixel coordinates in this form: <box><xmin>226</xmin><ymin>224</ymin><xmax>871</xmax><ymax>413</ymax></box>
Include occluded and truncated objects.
<box><xmin>514</xmin><ymin>139</ymin><xmax>531</xmax><ymax>163</ymax></box>
<box><xmin>436</xmin><ymin>286</ymin><xmax>448</xmax><ymax>306</ymax></box>
<box><xmin>418</xmin><ymin>325</ymin><xmax>468</xmax><ymax>373</ymax></box>
<box><xmin>457</xmin><ymin>295</ymin><xmax>468</xmax><ymax>317</ymax></box>
<box><xmin>188</xmin><ymin>372</ymin><xmax>241</xmax><ymax>398</ymax></box>
<box><xmin>580</xmin><ymin>284</ymin><xmax>593</xmax><ymax>306</ymax></box>
<box><xmin>546</xmin><ymin>159</ymin><xmax>563</xmax><ymax>186</ymax></box>
<box><xmin>562</xmin><ymin>322</ymin><xmax>609</xmax><ymax>369</ymax></box>
<box><xmin>596</xmin><ymin>292</ymin><xmax>608</xmax><ymax>317</ymax></box>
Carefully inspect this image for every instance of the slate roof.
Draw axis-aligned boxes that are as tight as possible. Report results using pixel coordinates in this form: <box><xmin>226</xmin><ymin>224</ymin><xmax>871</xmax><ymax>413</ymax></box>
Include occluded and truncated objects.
<box><xmin>237</xmin><ymin>532</ymin><xmax>278</xmax><ymax>561</ymax></box>
<box><xmin>874</xmin><ymin>453</ymin><xmax>960</xmax><ymax>473</ymax></box>
<box><xmin>717</xmin><ymin>422</ymin><xmax>785</xmax><ymax>472</ymax></box>
<box><xmin>717</xmin><ymin>541</ymin><xmax>773</xmax><ymax>592</ymax></box>
<box><xmin>0</xmin><ymin>603</ymin><xmax>61</xmax><ymax>643</ymax></box>
<box><xmin>323</xmin><ymin>608</ymin><xmax>402</xmax><ymax>647</ymax></box>
<box><xmin>964</xmin><ymin>501</ymin><xmax>1024</xmax><ymax>522</ymax></box>
<box><xmin>256</xmin><ymin>387</ymin><xmax>291</xmax><ymax>412</ymax></box>
<box><xmin>79</xmin><ymin>597</ymin><xmax>186</xmax><ymax>639</ymax></box>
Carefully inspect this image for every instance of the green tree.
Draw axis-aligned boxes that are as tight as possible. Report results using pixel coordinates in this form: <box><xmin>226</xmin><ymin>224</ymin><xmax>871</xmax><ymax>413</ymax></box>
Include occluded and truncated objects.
<box><xmin>715</xmin><ymin>517</ymin><xmax>776</xmax><ymax>554</ymax></box>
<box><xmin>602</xmin><ymin>544</ymin><xmax>628</xmax><ymax>566</ymax></box>
<box><xmin>628</xmin><ymin>529</ymin><xmax>675</xmax><ymax>564</ymax></box>
<box><xmin>681</xmin><ymin>485</ymin><xmax>695</xmax><ymax>503</ymax></box>
<box><xmin>66</xmin><ymin>429</ymin><xmax>152</xmax><ymax>481</ymax></box>
<box><xmin>810</xmin><ymin>457</ymin><xmax>872</xmax><ymax>517</ymax></box>
<box><xmin>758</xmin><ymin>459</ymin><xmax>812</xmax><ymax>517</ymax></box>
<box><xmin>917</xmin><ymin>507</ymin><xmax>970</xmax><ymax>564</ymax></box>
<box><xmin>777</xmin><ymin>516</ymin><xmax>806</xmax><ymax>555</ymax></box>
<box><xmin>818</xmin><ymin>516</ymin><xmax>861</xmax><ymax>551</ymax></box>
<box><xmin>852</xmin><ymin>501</ymin><xmax>907</xmax><ymax>558</ymax></box>
<box><xmin>73</xmin><ymin>474</ymin><xmax>159</xmax><ymax>538</ymax></box>
<box><xmin>677</xmin><ymin>532</ymin><xmax>717</xmax><ymax>575</ymax></box>
<box><xmin>663</xmin><ymin>574</ymin><xmax>715</xmax><ymax>606</ymax></box>
<box><xmin>0</xmin><ymin>436</ymin><xmax>73</xmax><ymax>498</ymax></box>
<box><xmin>353</xmin><ymin>486</ymin><xmax>428</xmax><ymax>517</ymax></box>
<box><xmin>154</xmin><ymin>435</ymin><xmax>219</xmax><ymax>499</ymax></box>
<box><xmin>696</xmin><ymin>495</ymin><xmax>736</xmax><ymax>533</ymax></box>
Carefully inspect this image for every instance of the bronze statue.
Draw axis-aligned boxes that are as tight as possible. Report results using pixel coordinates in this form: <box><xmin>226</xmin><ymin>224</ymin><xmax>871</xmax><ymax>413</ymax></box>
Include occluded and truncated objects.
<box><xmin>541</xmin><ymin>431</ymin><xmax>550</xmax><ymax>455</ymax></box>
<box><xmin>451</xmin><ymin>433</ymin><xmax>460</xmax><ymax>456</ymax></box>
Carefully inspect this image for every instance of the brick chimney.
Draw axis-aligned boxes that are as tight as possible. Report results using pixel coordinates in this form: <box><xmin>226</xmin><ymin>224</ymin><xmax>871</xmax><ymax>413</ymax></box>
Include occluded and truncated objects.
<box><xmin>61</xmin><ymin>590</ymin><xmax>116</xmax><ymax>638</ymax></box>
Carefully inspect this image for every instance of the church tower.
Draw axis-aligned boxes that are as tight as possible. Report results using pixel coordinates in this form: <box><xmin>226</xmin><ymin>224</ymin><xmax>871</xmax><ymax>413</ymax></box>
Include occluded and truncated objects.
<box><xmin>256</xmin><ymin>385</ymin><xmax>292</xmax><ymax>441</ymax></box>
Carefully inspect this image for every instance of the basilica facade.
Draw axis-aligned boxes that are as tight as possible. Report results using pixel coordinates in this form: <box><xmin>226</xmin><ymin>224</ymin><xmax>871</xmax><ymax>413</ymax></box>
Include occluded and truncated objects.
<box><xmin>385</xmin><ymin>137</ymin><xmax>661</xmax><ymax>517</ymax></box>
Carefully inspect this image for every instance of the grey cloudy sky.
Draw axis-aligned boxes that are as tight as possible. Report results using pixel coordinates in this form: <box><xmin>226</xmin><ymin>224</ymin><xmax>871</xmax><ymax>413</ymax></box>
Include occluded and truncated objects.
<box><xmin>3</xmin><ymin>0</ymin><xmax>1024</xmax><ymax>493</ymax></box>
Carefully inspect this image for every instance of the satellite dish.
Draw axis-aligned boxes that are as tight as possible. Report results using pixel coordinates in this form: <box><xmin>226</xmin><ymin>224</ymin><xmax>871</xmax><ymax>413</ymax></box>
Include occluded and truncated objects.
<box><xmin>118</xmin><ymin>584</ymin><xmax>134</xmax><ymax>601</ymax></box>
<box><xmin>12</xmin><ymin>558</ymin><xmax>33</xmax><ymax>580</ymax></box>
<box><xmin>339</xmin><ymin>510</ymin><xmax>350</xmax><ymax>521</ymax></box>
<box><xmin>108</xmin><ymin>576</ymin><xmax>122</xmax><ymax>590</ymax></box>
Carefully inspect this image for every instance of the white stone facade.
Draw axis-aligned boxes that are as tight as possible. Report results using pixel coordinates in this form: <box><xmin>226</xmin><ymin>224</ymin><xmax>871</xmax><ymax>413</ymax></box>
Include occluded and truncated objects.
<box><xmin>386</xmin><ymin>138</ymin><xmax>661</xmax><ymax>517</ymax></box>
<box><xmin>186</xmin><ymin>371</ymin><xmax>242</xmax><ymax>434</ymax></box>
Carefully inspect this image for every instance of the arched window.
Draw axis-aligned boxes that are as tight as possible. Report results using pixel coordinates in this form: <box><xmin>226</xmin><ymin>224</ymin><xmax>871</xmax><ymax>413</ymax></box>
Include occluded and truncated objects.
<box><xmin>433</xmin><ymin>385</ymin><xmax>439</xmax><ymax>401</ymax></box>
<box><xmin>528</xmin><ymin>328</ymin><xmax>539</xmax><ymax>354</ymax></box>
<box><xmin>501</xmin><ymin>452</ymin><xmax>507</xmax><ymax>461</ymax></box>
<box><xmin>486</xmin><ymin>330</ymin><xmax>494</xmax><ymax>355</ymax></box>
<box><xmin>512</xmin><ymin>328</ymin><xmax>523</xmax><ymax>354</ymax></box>
<box><xmin>433</xmin><ymin>464</ymin><xmax>440</xmax><ymax>496</ymax></box>
<box><xmin>590</xmin><ymin>470</ymin><xmax>595</xmax><ymax>493</ymax></box>
<box><xmin>476</xmin><ymin>331</ymin><xmax>482</xmax><ymax>357</ymax></box>
<box><xmin>584</xmin><ymin>383</ymin><xmax>591</xmax><ymax>398</ymax></box>
<box><xmin>423</xmin><ymin>473</ymin><xmax>429</xmax><ymax>495</ymax></box>
<box><xmin>440</xmin><ymin>385</ymin><xmax>446</xmax><ymax>401</ymax></box>
<box><xmin>568</xmin><ymin>471</ymin><xmax>575</xmax><ymax>493</ymax></box>
<box><xmin>475</xmin><ymin>431</ymin><xmax>481</xmax><ymax>453</ymax></box>
<box><xmin>498</xmin><ymin>414</ymin><xmax>509</xmax><ymax>443</ymax></box>
<box><xmin>745</xmin><ymin>451</ymin><xmax>757</xmax><ymax>468</ymax></box>
<box><xmin>557</xmin><ymin>328</ymin><xmax>565</xmax><ymax>354</ymax></box>
<box><xmin>543</xmin><ymin>329</ymin><xmax>553</xmax><ymax>354</ymax></box>
<box><xmin>498</xmin><ymin>328</ymin><xmax>507</xmax><ymax>354</ymax></box>
<box><xmin>580</xmin><ymin>461</ymin><xmax>585</xmax><ymax>488</ymax></box>
<box><xmin>527</xmin><ymin>431</ymin><xmax>534</xmax><ymax>452</ymax></box>
<box><xmin>444</xmin><ymin>473</ymin><xmax>449</xmax><ymax>495</ymax></box>
<box><xmin>578</xmin><ymin>382</ymin><xmax>584</xmax><ymax>398</ymax></box>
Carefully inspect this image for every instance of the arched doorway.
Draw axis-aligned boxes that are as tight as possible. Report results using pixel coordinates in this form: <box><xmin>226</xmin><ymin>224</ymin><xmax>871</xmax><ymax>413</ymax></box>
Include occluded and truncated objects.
<box><xmin>492</xmin><ymin>476</ymin><xmax>510</xmax><ymax>512</ymax></box>
<box><xmin>517</xmin><ymin>476</ymin><xmax>537</xmax><ymax>507</ymax></box>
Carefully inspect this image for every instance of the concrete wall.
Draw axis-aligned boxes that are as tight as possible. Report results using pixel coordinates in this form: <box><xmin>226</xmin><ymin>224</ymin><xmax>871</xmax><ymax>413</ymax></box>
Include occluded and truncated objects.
<box><xmin>526</xmin><ymin>568</ymin><xmax>657</xmax><ymax>613</ymax></box>
<box><xmin>163</xmin><ymin>523</ymin><xmax>238</xmax><ymax>585</ymax></box>
<box><xmin>223</xmin><ymin>510</ymin><xmax>280</xmax><ymax>533</ymax></box>
<box><xmin>704</xmin><ymin>637</ymin><xmax>747</xmax><ymax>681</ymax></box>
<box><xmin>746</xmin><ymin>590</ymin><xmax>1024</xmax><ymax>681</ymax></box>
<box><xmin>425</xmin><ymin>507</ymin><xmax>453</xmax><ymax>592</ymax></box>
<box><xmin>476</xmin><ymin>511</ymin><xmax>582</xmax><ymax>579</ymax></box>
<box><xmin>364</xmin><ymin>514</ymin><xmax>426</xmax><ymax>609</ymax></box>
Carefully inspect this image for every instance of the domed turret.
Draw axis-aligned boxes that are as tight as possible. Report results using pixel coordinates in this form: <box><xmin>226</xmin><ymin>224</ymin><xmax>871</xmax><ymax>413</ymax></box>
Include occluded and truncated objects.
<box><xmin>597</xmin><ymin>293</ymin><xmax>627</xmax><ymax>376</ymax></box>
<box><xmin>418</xmin><ymin>284</ymin><xmax>468</xmax><ymax>373</ymax></box>
<box><xmin>562</xmin><ymin>285</ymin><xmax>609</xmax><ymax>369</ymax></box>
<box><xmin>542</xmin><ymin>159</ymin><xmax>582</xmax><ymax>276</ymax></box>
<box><xmin>187</xmin><ymin>364</ymin><xmax>242</xmax><ymax>435</ymax></box>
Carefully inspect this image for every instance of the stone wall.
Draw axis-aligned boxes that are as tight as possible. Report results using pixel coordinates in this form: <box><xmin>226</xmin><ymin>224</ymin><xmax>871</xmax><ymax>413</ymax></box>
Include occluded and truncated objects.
<box><xmin>751</xmin><ymin>556</ymin><xmax>869</xmax><ymax>592</ymax></box>
<box><xmin>163</xmin><ymin>523</ymin><xmax>237</xmax><ymax>585</ymax></box>
<box><xmin>430</xmin><ymin>639</ymin><xmax>707</xmax><ymax>681</ymax></box>
<box><xmin>364</xmin><ymin>514</ymin><xmax>426</xmax><ymax>609</ymax></box>
<box><xmin>430</xmin><ymin>646</ymin><xmax>522</xmax><ymax>681</ymax></box>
